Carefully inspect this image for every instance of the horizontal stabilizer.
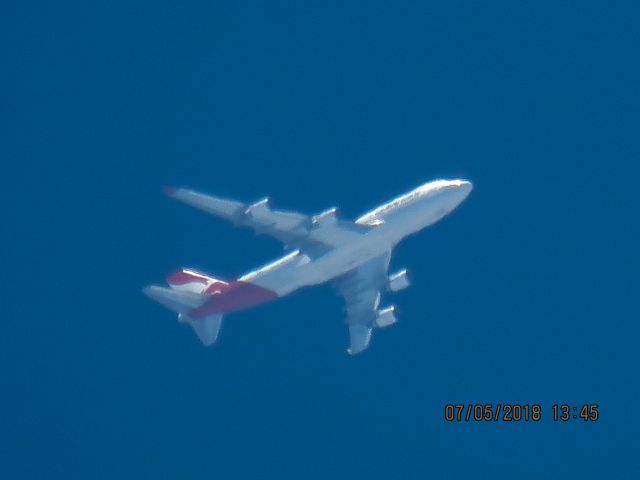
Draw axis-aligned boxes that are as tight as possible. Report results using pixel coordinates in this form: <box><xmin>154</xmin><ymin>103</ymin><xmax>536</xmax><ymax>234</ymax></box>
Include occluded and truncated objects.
<box><xmin>142</xmin><ymin>285</ymin><xmax>204</xmax><ymax>313</ymax></box>
<box><xmin>180</xmin><ymin>313</ymin><xmax>223</xmax><ymax>346</ymax></box>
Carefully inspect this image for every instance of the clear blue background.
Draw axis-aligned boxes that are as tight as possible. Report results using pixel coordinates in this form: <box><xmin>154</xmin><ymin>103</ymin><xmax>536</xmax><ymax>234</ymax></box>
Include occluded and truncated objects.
<box><xmin>2</xmin><ymin>1</ymin><xmax>639</xmax><ymax>478</ymax></box>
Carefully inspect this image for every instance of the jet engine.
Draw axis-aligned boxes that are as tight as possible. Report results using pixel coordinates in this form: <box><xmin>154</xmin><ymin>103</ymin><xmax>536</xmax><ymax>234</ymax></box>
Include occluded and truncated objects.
<box><xmin>312</xmin><ymin>207</ymin><xmax>338</xmax><ymax>227</ymax></box>
<box><xmin>245</xmin><ymin>198</ymin><xmax>271</xmax><ymax>220</ymax></box>
<box><xmin>388</xmin><ymin>269</ymin><xmax>410</xmax><ymax>292</ymax></box>
<box><xmin>375</xmin><ymin>305</ymin><xmax>397</xmax><ymax>328</ymax></box>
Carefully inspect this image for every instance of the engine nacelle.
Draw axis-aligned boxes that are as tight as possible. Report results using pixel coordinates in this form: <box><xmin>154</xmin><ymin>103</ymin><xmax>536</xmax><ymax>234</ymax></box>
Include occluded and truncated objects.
<box><xmin>388</xmin><ymin>269</ymin><xmax>410</xmax><ymax>292</ymax></box>
<box><xmin>312</xmin><ymin>207</ymin><xmax>338</xmax><ymax>227</ymax></box>
<box><xmin>245</xmin><ymin>198</ymin><xmax>271</xmax><ymax>220</ymax></box>
<box><xmin>375</xmin><ymin>305</ymin><xmax>397</xmax><ymax>328</ymax></box>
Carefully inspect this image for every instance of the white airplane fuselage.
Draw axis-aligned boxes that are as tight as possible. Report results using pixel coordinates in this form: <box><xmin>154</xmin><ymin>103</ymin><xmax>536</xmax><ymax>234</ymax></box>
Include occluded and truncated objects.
<box><xmin>238</xmin><ymin>179</ymin><xmax>472</xmax><ymax>298</ymax></box>
<box><xmin>144</xmin><ymin>178</ymin><xmax>473</xmax><ymax>351</ymax></box>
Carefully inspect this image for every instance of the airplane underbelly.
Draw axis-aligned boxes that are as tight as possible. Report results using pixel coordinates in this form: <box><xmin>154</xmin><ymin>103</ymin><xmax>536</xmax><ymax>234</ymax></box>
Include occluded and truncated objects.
<box><xmin>247</xmin><ymin>236</ymin><xmax>387</xmax><ymax>295</ymax></box>
<box><xmin>294</xmin><ymin>237</ymin><xmax>386</xmax><ymax>286</ymax></box>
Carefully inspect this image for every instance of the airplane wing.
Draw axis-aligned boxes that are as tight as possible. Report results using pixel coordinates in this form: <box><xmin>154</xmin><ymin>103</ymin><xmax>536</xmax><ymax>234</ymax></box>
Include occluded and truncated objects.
<box><xmin>164</xmin><ymin>187</ymin><xmax>369</xmax><ymax>256</ymax></box>
<box><xmin>332</xmin><ymin>250</ymin><xmax>392</xmax><ymax>354</ymax></box>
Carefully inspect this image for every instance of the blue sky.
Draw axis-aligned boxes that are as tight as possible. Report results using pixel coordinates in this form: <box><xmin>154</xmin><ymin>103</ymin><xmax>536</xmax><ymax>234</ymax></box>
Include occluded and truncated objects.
<box><xmin>2</xmin><ymin>1</ymin><xmax>639</xmax><ymax>478</ymax></box>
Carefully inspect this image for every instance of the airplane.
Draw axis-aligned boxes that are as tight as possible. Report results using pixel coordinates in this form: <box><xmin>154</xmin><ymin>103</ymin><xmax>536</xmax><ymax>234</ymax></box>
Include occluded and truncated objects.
<box><xmin>143</xmin><ymin>179</ymin><xmax>472</xmax><ymax>354</ymax></box>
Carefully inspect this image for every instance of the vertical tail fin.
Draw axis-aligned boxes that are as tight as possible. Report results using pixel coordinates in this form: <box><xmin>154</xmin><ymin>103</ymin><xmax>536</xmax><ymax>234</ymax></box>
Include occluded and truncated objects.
<box><xmin>166</xmin><ymin>268</ymin><xmax>228</xmax><ymax>294</ymax></box>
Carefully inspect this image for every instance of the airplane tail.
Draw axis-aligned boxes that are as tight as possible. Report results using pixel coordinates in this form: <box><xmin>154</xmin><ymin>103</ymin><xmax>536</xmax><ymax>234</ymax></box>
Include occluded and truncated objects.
<box><xmin>179</xmin><ymin>312</ymin><xmax>222</xmax><ymax>346</ymax></box>
<box><xmin>143</xmin><ymin>267</ymin><xmax>227</xmax><ymax>346</ymax></box>
<box><xmin>165</xmin><ymin>267</ymin><xmax>228</xmax><ymax>294</ymax></box>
